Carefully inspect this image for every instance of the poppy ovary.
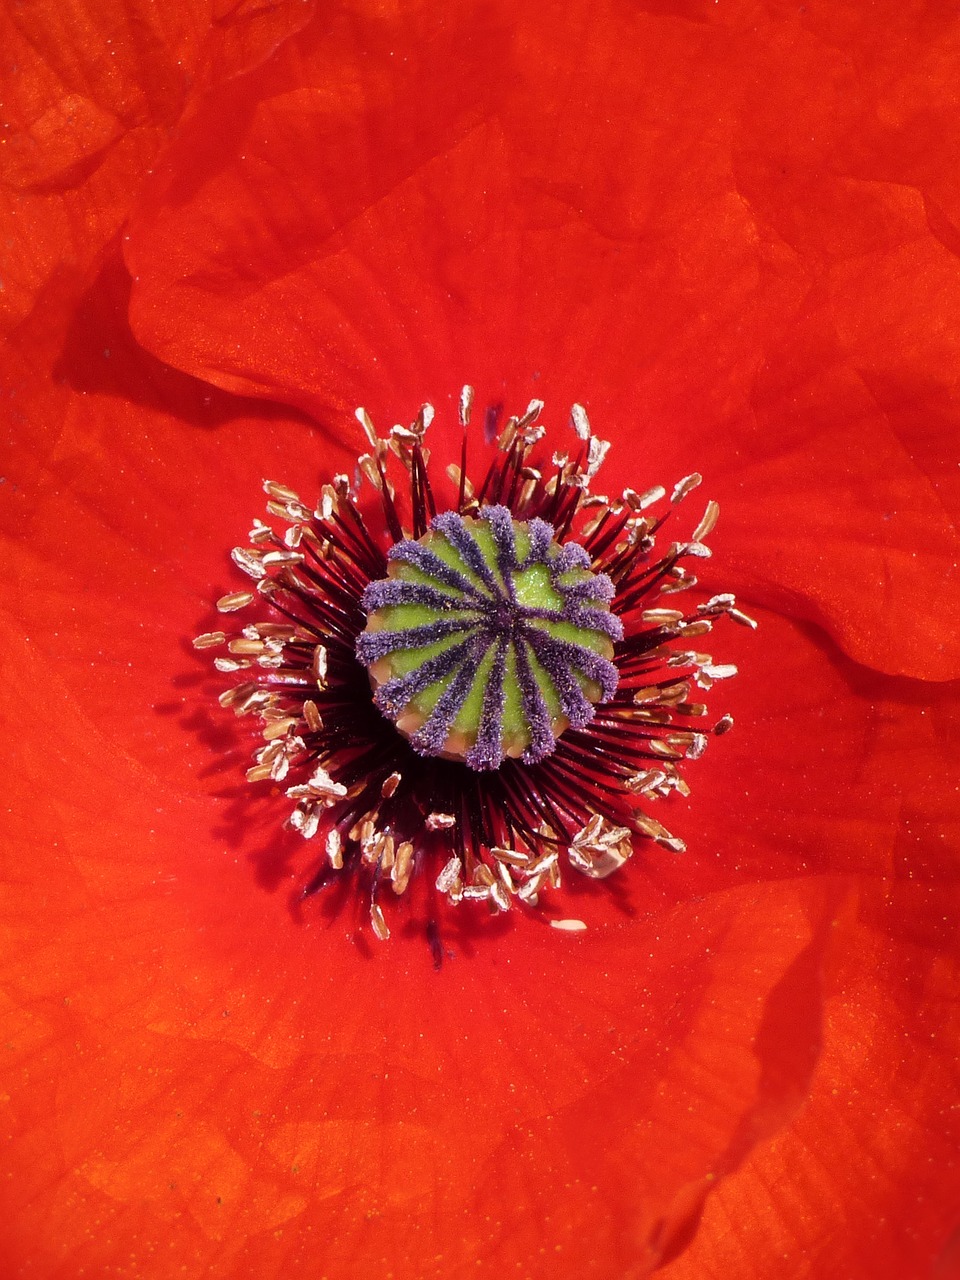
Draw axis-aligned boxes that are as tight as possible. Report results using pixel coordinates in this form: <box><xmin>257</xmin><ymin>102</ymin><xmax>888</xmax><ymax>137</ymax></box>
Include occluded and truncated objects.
<box><xmin>356</xmin><ymin>505</ymin><xmax>623</xmax><ymax>770</ymax></box>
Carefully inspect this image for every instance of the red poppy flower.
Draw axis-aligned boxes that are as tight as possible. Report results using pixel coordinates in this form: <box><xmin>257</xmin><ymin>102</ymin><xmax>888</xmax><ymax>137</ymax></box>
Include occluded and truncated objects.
<box><xmin>4</xmin><ymin>2</ymin><xmax>960</xmax><ymax>1278</ymax></box>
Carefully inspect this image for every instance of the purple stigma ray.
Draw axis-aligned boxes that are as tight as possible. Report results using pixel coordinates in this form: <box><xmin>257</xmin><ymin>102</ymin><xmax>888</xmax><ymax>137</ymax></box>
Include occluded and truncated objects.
<box><xmin>524</xmin><ymin>626</ymin><xmax>620</xmax><ymax>711</ymax></box>
<box><xmin>522</xmin><ymin>518</ymin><xmax>554</xmax><ymax>569</ymax></box>
<box><xmin>512</xmin><ymin>638</ymin><xmax>557</xmax><ymax>764</ymax></box>
<box><xmin>566</xmin><ymin>605</ymin><xmax>624</xmax><ymax>642</ymax></box>
<box><xmin>373</xmin><ymin>636</ymin><xmax>476</xmax><ymax>715</ymax></box>
<box><xmin>387</xmin><ymin>539</ymin><xmax>484</xmax><ymax>599</ymax></box>
<box><xmin>563</xmin><ymin>573</ymin><xmax>616</xmax><ymax>605</ymax></box>
<box><xmin>361</xmin><ymin>578</ymin><xmax>478</xmax><ymax>614</ymax></box>
<box><xmin>430</xmin><ymin>511</ymin><xmax>501</xmax><ymax>591</ymax></box>
<box><xmin>520</xmin><ymin>605</ymin><xmax>623</xmax><ymax>644</ymax></box>
<box><xmin>555</xmin><ymin>542</ymin><xmax>592</xmax><ymax>572</ymax></box>
<box><xmin>481</xmin><ymin>505</ymin><xmax>519</xmax><ymax>587</ymax></box>
<box><xmin>465</xmin><ymin>639</ymin><xmax>509</xmax><ymax>771</ymax></box>
<box><xmin>410</xmin><ymin>636</ymin><xmax>487</xmax><ymax>757</ymax></box>
<box><xmin>355</xmin><ymin>615</ymin><xmax>476</xmax><ymax>664</ymax></box>
<box><xmin>522</xmin><ymin>629</ymin><xmax>599</xmax><ymax>732</ymax></box>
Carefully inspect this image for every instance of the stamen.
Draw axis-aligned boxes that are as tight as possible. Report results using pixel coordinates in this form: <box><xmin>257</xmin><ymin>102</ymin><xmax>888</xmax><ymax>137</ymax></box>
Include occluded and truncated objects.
<box><xmin>199</xmin><ymin>391</ymin><xmax>744</xmax><ymax>939</ymax></box>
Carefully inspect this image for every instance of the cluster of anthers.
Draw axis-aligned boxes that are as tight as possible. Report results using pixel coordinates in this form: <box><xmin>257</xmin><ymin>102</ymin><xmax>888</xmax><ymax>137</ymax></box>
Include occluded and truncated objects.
<box><xmin>195</xmin><ymin>389</ymin><xmax>754</xmax><ymax>942</ymax></box>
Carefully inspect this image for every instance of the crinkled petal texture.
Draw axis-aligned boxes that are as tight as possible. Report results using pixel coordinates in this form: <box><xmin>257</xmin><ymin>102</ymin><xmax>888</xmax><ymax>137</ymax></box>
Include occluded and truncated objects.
<box><xmin>125</xmin><ymin>0</ymin><xmax>960</xmax><ymax>682</ymax></box>
<box><xmin>0</xmin><ymin>0</ymin><xmax>318</xmax><ymax>340</ymax></box>
<box><xmin>3</xmin><ymin>1</ymin><xmax>960</xmax><ymax>1279</ymax></box>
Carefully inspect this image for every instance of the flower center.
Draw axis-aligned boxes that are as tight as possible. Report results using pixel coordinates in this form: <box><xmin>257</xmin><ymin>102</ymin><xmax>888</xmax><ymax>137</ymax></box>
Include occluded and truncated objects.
<box><xmin>200</xmin><ymin>391</ymin><xmax>748</xmax><ymax>941</ymax></box>
<box><xmin>357</xmin><ymin>505</ymin><xmax>623</xmax><ymax>770</ymax></box>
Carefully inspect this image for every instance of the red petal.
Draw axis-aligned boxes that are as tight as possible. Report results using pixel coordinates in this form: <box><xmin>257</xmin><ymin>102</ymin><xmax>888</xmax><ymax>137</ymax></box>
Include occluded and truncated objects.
<box><xmin>5</xmin><ymin>270</ymin><xmax>960</xmax><ymax>1271</ymax></box>
<box><xmin>4</xmin><ymin>2</ymin><xmax>960</xmax><ymax>1276</ymax></box>
<box><xmin>0</xmin><ymin>0</ymin><xmax>316</xmax><ymax>338</ymax></box>
<box><xmin>660</xmin><ymin>884</ymin><xmax>960</xmax><ymax>1280</ymax></box>
<box><xmin>124</xmin><ymin>3</ymin><xmax>960</xmax><ymax>678</ymax></box>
